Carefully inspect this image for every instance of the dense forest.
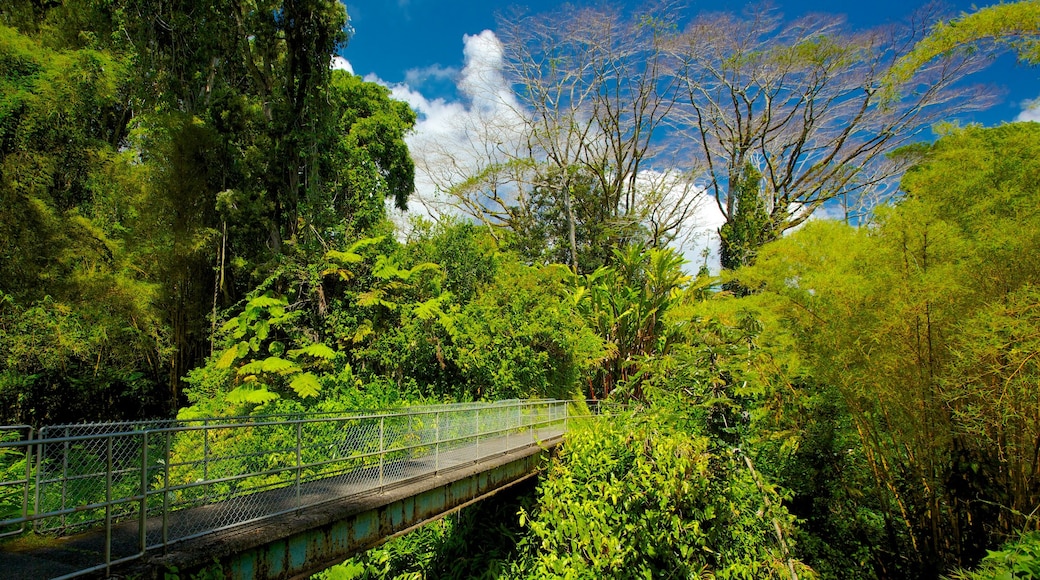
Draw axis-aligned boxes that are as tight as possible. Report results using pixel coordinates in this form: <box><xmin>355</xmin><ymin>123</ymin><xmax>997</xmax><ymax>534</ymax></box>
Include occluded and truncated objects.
<box><xmin>1</xmin><ymin>0</ymin><xmax>1039</xmax><ymax>578</ymax></box>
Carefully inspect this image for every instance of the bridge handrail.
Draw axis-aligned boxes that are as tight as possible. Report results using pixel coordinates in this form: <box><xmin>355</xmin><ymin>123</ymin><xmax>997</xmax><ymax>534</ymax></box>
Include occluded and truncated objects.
<box><xmin>0</xmin><ymin>399</ymin><xmax>580</xmax><ymax>578</ymax></box>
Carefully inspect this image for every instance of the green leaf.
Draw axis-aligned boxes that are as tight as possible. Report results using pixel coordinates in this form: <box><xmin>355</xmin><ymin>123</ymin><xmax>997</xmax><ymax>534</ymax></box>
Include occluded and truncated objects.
<box><xmin>215</xmin><ymin>345</ymin><xmax>240</xmax><ymax>369</ymax></box>
<box><xmin>324</xmin><ymin>250</ymin><xmax>364</xmax><ymax>264</ymax></box>
<box><xmin>227</xmin><ymin>386</ymin><xmax>279</xmax><ymax>404</ymax></box>
<box><xmin>256</xmin><ymin>318</ymin><xmax>270</xmax><ymax>341</ymax></box>
<box><xmin>261</xmin><ymin>356</ymin><xmax>299</xmax><ymax>374</ymax></box>
<box><xmin>289</xmin><ymin>372</ymin><xmax>322</xmax><ymax>398</ymax></box>
<box><xmin>353</xmin><ymin>320</ymin><xmax>374</xmax><ymax>343</ymax></box>
<box><xmin>237</xmin><ymin>360</ymin><xmax>264</xmax><ymax>375</ymax></box>
<box><xmin>372</xmin><ymin>255</ymin><xmax>404</xmax><ymax>280</ymax></box>
<box><xmin>347</xmin><ymin>236</ymin><xmax>385</xmax><ymax>253</ymax></box>
<box><xmin>288</xmin><ymin>343</ymin><xmax>337</xmax><ymax>360</ymax></box>
<box><xmin>249</xmin><ymin>294</ymin><xmax>286</xmax><ymax>309</ymax></box>
<box><xmin>220</xmin><ymin>318</ymin><xmax>239</xmax><ymax>334</ymax></box>
<box><xmin>414</xmin><ymin>296</ymin><xmax>445</xmax><ymax>321</ymax></box>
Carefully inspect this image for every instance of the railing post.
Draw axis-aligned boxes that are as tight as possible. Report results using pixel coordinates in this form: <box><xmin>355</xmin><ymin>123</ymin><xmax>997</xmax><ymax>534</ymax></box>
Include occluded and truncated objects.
<box><xmin>378</xmin><ymin>417</ymin><xmax>385</xmax><ymax>486</ymax></box>
<box><xmin>22</xmin><ymin>428</ymin><xmax>33</xmax><ymax>534</ymax></box>
<box><xmin>475</xmin><ymin>408</ymin><xmax>481</xmax><ymax>458</ymax></box>
<box><xmin>434</xmin><ymin>412</ymin><xmax>440</xmax><ymax>471</ymax></box>
<box><xmin>139</xmin><ymin>431</ymin><xmax>148</xmax><ymax>556</ymax></box>
<box><xmin>162</xmin><ymin>430</ymin><xmax>170</xmax><ymax>550</ymax></box>
<box><xmin>105</xmin><ymin>436</ymin><xmax>113</xmax><ymax>576</ymax></box>
<box><xmin>33</xmin><ymin>429</ymin><xmax>42</xmax><ymax>534</ymax></box>
<box><xmin>527</xmin><ymin>402</ymin><xmax>534</xmax><ymax>442</ymax></box>
<box><xmin>202</xmin><ymin>420</ymin><xmax>209</xmax><ymax>503</ymax></box>
<box><xmin>61</xmin><ymin>426</ymin><xmax>69</xmax><ymax>531</ymax></box>
<box><xmin>295</xmin><ymin>422</ymin><xmax>302</xmax><ymax>508</ymax></box>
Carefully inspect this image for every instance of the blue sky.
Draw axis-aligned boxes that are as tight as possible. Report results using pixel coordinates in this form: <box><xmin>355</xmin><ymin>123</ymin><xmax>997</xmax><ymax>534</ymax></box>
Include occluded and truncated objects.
<box><xmin>341</xmin><ymin>0</ymin><xmax>1040</xmax><ymax>126</ymax></box>
<box><xmin>336</xmin><ymin>1</ymin><xmax>1039</xmax><ymax>269</ymax></box>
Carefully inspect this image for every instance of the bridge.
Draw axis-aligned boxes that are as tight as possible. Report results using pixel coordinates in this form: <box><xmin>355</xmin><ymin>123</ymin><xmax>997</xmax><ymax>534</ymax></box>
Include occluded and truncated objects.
<box><xmin>0</xmin><ymin>399</ymin><xmax>583</xmax><ymax>579</ymax></box>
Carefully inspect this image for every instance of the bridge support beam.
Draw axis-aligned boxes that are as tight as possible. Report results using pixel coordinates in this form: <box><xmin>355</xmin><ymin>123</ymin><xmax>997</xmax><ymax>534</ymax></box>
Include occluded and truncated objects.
<box><xmin>118</xmin><ymin>438</ymin><xmax>559</xmax><ymax>580</ymax></box>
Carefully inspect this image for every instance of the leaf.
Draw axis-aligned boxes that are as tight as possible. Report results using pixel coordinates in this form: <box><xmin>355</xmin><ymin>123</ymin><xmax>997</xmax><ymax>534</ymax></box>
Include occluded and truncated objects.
<box><xmin>237</xmin><ymin>360</ymin><xmax>264</xmax><ymax>375</ymax></box>
<box><xmin>255</xmin><ymin>318</ymin><xmax>270</xmax><ymax>342</ymax></box>
<box><xmin>215</xmin><ymin>345</ymin><xmax>240</xmax><ymax>369</ymax></box>
<box><xmin>347</xmin><ymin>235</ymin><xmax>385</xmax><ymax>253</ymax></box>
<box><xmin>249</xmin><ymin>294</ymin><xmax>286</xmax><ymax>309</ymax></box>
<box><xmin>261</xmin><ymin>356</ymin><xmax>299</xmax><ymax>374</ymax></box>
<box><xmin>353</xmin><ymin>320</ymin><xmax>374</xmax><ymax>343</ymax></box>
<box><xmin>372</xmin><ymin>255</ymin><xmax>404</xmax><ymax>280</ymax></box>
<box><xmin>414</xmin><ymin>296</ymin><xmax>445</xmax><ymax>321</ymax></box>
<box><xmin>289</xmin><ymin>372</ymin><xmax>322</xmax><ymax>398</ymax></box>
<box><xmin>220</xmin><ymin>318</ymin><xmax>239</xmax><ymax>334</ymax></box>
<box><xmin>358</xmin><ymin>290</ymin><xmax>398</xmax><ymax>310</ymax></box>
<box><xmin>570</xmin><ymin>286</ymin><xmax>588</xmax><ymax>306</ymax></box>
<box><xmin>227</xmin><ymin>385</ymin><xmax>279</xmax><ymax>405</ymax></box>
<box><xmin>288</xmin><ymin>343</ymin><xmax>337</xmax><ymax>360</ymax></box>
<box><xmin>401</xmin><ymin>261</ymin><xmax>440</xmax><ymax>280</ymax></box>
<box><xmin>324</xmin><ymin>250</ymin><xmax>364</xmax><ymax>264</ymax></box>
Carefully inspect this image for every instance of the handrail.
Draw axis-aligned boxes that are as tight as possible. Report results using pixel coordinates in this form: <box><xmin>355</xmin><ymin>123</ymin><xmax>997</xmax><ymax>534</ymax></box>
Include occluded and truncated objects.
<box><xmin>0</xmin><ymin>399</ymin><xmax>574</xmax><ymax>578</ymax></box>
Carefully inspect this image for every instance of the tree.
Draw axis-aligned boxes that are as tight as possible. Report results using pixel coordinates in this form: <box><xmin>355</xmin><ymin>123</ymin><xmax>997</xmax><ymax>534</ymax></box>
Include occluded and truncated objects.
<box><xmin>0</xmin><ymin>0</ymin><xmax>418</xmax><ymax>419</ymax></box>
<box><xmin>417</xmin><ymin>3</ymin><xmax>703</xmax><ymax>274</ymax></box>
<box><xmin>671</xmin><ymin>5</ymin><xmax>991</xmax><ymax>266</ymax></box>
<box><xmin>884</xmin><ymin>0</ymin><xmax>1040</xmax><ymax>93</ymax></box>
<box><xmin>0</xmin><ymin>24</ymin><xmax>170</xmax><ymax>423</ymax></box>
<box><xmin>719</xmin><ymin>161</ymin><xmax>771</xmax><ymax>273</ymax></box>
<box><xmin>574</xmin><ymin>244</ymin><xmax>690</xmax><ymax>400</ymax></box>
<box><xmin>736</xmin><ymin>123</ymin><xmax>1040</xmax><ymax>574</ymax></box>
<box><xmin>451</xmin><ymin>262</ymin><xmax>604</xmax><ymax>400</ymax></box>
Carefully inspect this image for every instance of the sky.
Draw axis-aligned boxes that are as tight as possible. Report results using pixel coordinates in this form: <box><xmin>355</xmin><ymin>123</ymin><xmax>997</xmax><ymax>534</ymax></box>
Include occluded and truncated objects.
<box><xmin>336</xmin><ymin>0</ymin><xmax>1040</xmax><ymax>268</ymax></box>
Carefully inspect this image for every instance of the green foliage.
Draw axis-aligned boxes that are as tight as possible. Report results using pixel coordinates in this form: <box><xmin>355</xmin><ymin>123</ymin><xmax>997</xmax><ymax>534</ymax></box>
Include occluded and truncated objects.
<box><xmin>574</xmin><ymin>244</ymin><xmax>689</xmax><ymax>400</ymax></box>
<box><xmin>325</xmin><ymin>71</ymin><xmax>417</xmax><ymax>226</ymax></box>
<box><xmin>451</xmin><ymin>262</ymin><xmax>604</xmax><ymax>400</ymax></box>
<box><xmin>504</xmin><ymin>166</ymin><xmax>650</xmax><ymax>274</ymax></box>
<box><xmin>884</xmin><ymin>1</ymin><xmax>1040</xmax><ymax>98</ymax></box>
<box><xmin>182</xmin><ymin>292</ymin><xmax>343</xmax><ymax>416</ymax></box>
<box><xmin>947</xmin><ymin>532</ymin><xmax>1040</xmax><ymax>580</ymax></box>
<box><xmin>720</xmin><ymin>162</ymin><xmax>772</xmax><ymax>274</ymax></box>
<box><xmin>731</xmin><ymin>123</ymin><xmax>1040</xmax><ymax>575</ymax></box>
<box><xmin>512</xmin><ymin>410</ymin><xmax>811</xmax><ymax>579</ymax></box>
<box><xmin>405</xmin><ymin>218</ymin><xmax>499</xmax><ymax>305</ymax></box>
<box><xmin>0</xmin><ymin>0</ymin><xmax>422</xmax><ymax>422</ymax></box>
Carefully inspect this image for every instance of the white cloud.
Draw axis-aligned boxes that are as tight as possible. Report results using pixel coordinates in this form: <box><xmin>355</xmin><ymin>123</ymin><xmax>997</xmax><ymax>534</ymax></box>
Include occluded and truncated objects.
<box><xmin>331</xmin><ymin>56</ymin><xmax>354</xmax><ymax>75</ymax></box>
<box><xmin>363</xmin><ymin>30</ymin><xmax>719</xmax><ymax>265</ymax></box>
<box><xmin>364</xmin><ymin>30</ymin><xmax>527</xmax><ymax>227</ymax></box>
<box><xmin>634</xmin><ymin>170</ymin><xmax>725</xmax><ymax>273</ymax></box>
<box><xmin>403</xmin><ymin>64</ymin><xmax>457</xmax><ymax>87</ymax></box>
<box><xmin>1016</xmin><ymin>96</ymin><xmax>1040</xmax><ymax>122</ymax></box>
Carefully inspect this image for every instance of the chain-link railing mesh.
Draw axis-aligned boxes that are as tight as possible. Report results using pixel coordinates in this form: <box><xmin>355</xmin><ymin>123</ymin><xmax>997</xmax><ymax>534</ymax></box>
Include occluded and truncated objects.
<box><xmin>0</xmin><ymin>400</ymin><xmax>570</xmax><ymax>576</ymax></box>
<box><xmin>0</xmin><ymin>425</ymin><xmax>33</xmax><ymax>539</ymax></box>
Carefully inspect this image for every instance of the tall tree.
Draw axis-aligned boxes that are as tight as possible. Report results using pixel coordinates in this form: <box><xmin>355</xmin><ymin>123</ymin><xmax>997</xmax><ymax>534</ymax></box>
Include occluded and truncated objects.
<box><xmin>738</xmin><ymin>123</ymin><xmax>1040</xmax><ymax>573</ymax></box>
<box><xmin>418</xmin><ymin>2</ymin><xmax>701</xmax><ymax>273</ymax></box>
<box><xmin>0</xmin><ymin>23</ymin><xmax>169</xmax><ymax>423</ymax></box>
<box><xmin>0</xmin><ymin>0</ymin><xmax>417</xmax><ymax>418</ymax></box>
<box><xmin>719</xmin><ymin>161</ymin><xmax>771</xmax><ymax>272</ymax></box>
<box><xmin>884</xmin><ymin>0</ymin><xmax>1040</xmax><ymax>93</ymax></box>
<box><xmin>672</xmin><ymin>5</ymin><xmax>990</xmax><ymax>267</ymax></box>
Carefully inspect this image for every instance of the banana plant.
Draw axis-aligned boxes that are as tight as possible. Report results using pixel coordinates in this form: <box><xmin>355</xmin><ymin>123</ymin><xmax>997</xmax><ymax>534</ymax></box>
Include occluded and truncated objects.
<box><xmin>572</xmin><ymin>244</ymin><xmax>689</xmax><ymax>400</ymax></box>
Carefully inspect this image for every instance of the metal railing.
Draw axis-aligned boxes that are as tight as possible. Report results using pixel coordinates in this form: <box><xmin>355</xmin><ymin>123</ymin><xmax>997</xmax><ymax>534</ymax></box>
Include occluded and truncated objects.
<box><xmin>0</xmin><ymin>399</ymin><xmax>570</xmax><ymax>578</ymax></box>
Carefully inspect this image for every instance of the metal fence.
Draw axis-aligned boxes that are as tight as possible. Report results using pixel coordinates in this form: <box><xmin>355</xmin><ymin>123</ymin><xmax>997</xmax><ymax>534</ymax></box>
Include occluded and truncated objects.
<box><xmin>0</xmin><ymin>399</ymin><xmax>570</xmax><ymax>578</ymax></box>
